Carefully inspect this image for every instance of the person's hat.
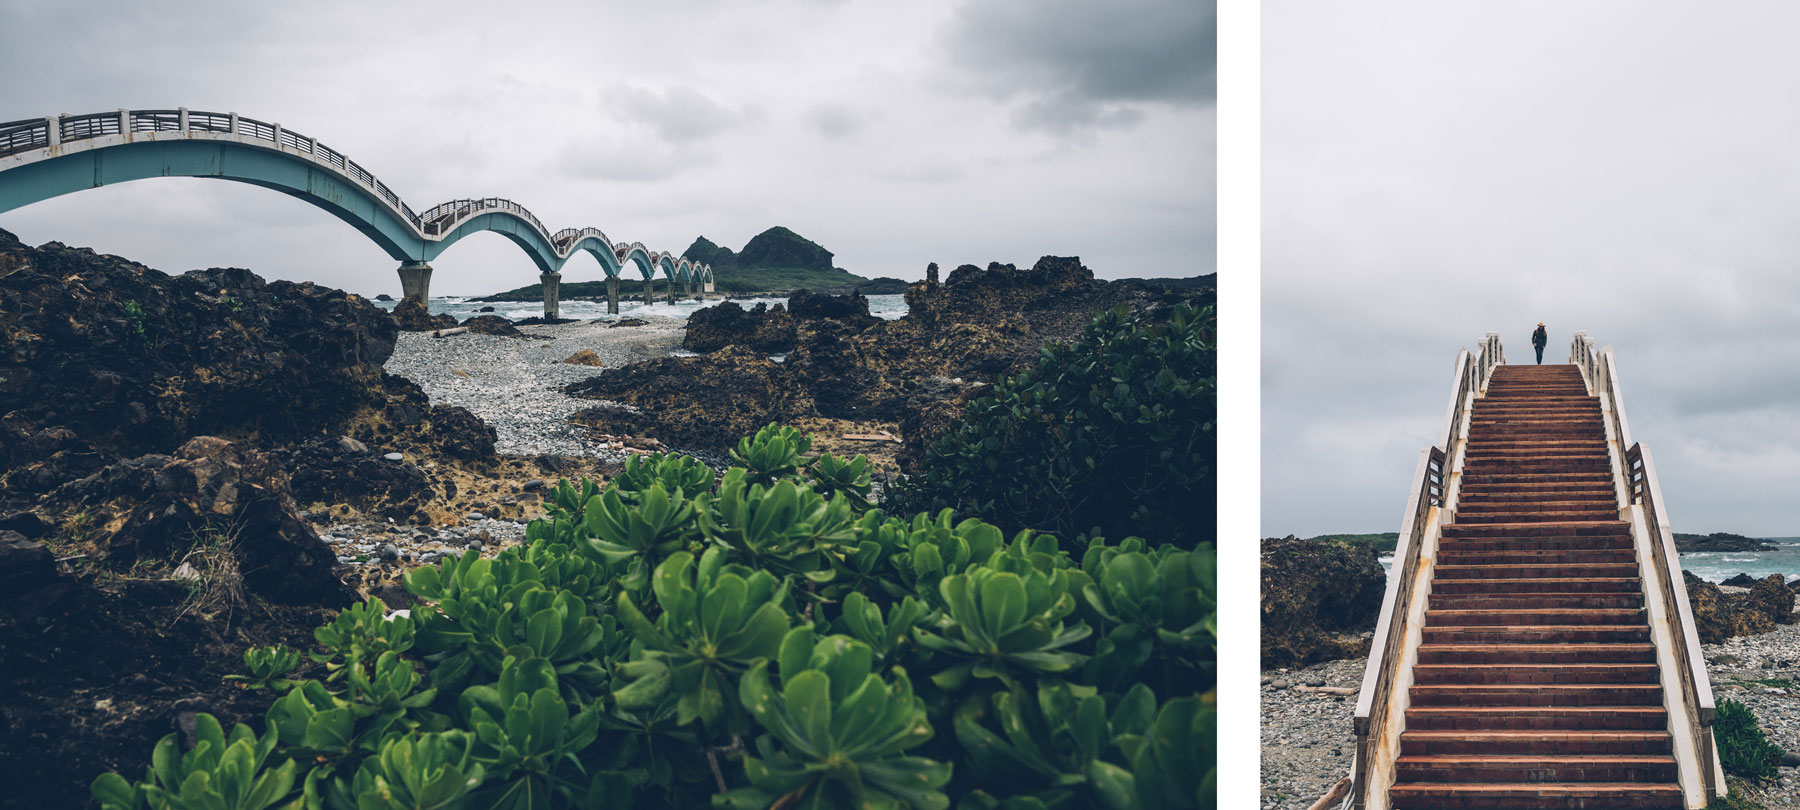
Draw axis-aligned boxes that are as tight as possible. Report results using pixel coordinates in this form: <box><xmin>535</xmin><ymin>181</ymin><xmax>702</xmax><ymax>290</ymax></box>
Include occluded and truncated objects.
<box><xmin>1538</xmin><ymin>322</ymin><xmax>1544</xmax><ymax>326</ymax></box>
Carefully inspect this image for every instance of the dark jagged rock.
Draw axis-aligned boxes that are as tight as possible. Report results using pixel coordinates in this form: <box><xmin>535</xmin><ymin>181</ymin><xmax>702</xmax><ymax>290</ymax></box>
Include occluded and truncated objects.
<box><xmin>275</xmin><ymin>436</ymin><xmax>435</xmax><ymax>519</ymax></box>
<box><xmin>42</xmin><ymin>437</ymin><xmax>350</xmax><ymax>605</ymax></box>
<box><xmin>1261</xmin><ymin>536</ymin><xmax>1388</xmax><ymax>669</ymax></box>
<box><xmin>391</xmin><ymin>297</ymin><xmax>457</xmax><ymax>331</ymax></box>
<box><xmin>374</xmin><ymin>293</ymin><xmax>394</xmax><ymax>302</ymax></box>
<box><xmin>458</xmin><ymin>315</ymin><xmax>526</xmax><ymax>337</ymax></box>
<box><xmin>787</xmin><ymin>288</ymin><xmax>879</xmax><ymax>331</ymax></box>
<box><xmin>856</xmin><ymin>277</ymin><xmax>910</xmax><ymax>295</ymax></box>
<box><xmin>683</xmin><ymin>302</ymin><xmax>796</xmax><ymax>354</ymax></box>
<box><xmin>566</xmin><ymin>346</ymin><xmax>811</xmax><ymax>449</ymax></box>
<box><xmin>896</xmin><ymin>378</ymin><xmax>986</xmax><ymax>471</ymax></box>
<box><xmin>0</xmin><ymin>232</ymin><xmax>403</xmax><ymax>457</ymax></box>
<box><xmin>1685</xmin><ymin>571</ymin><xmax>1796</xmax><ymax>643</ymax></box>
<box><xmin>513</xmin><ymin>316</ymin><xmax>576</xmax><ymax>326</ymax></box>
<box><xmin>348</xmin><ymin>374</ymin><xmax>497</xmax><ymax>464</ymax></box>
<box><xmin>477</xmin><ymin>305</ymin><xmax>496</xmax><ymax>312</ymax></box>
<box><xmin>607</xmin><ymin>318</ymin><xmax>650</xmax><ymax>328</ymax></box>
<box><xmin>1675</xmin><ymin>531</ymin><xmax>1779</xmax><ymax>552</ymax></box>
<box><xmin>1722</xmin><ymin>573</ymin><xmax>1760</xmax><ymax>587</ymax></box>
<box><xmin>625</xmin><ymin>255</ymin><xmax>1212</xmax><ymax>450</ymax></box>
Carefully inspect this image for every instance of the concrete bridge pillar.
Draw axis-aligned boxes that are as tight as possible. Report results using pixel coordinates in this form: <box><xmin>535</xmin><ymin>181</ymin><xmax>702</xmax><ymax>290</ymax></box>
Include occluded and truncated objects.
<box><xmin>397</xmin><ymin>262</ymin><xmax>433</xmax><ymax>305</ymax></box>
<box><xmin>665</xmin><ymin>277</ymin><xmax>677</xmax><ymax>304</ymax></box>
<box><xmin>643</xmin><ymin>277</ymin><xmax>655</xmax><ymax>306</ymax></box>
<box><xmin>704</xmin><ymin>280</ymin><xmax>715</xmax><ymax>294</ymax></box>
<box><xmin>606</xmin><ymin>276</ymin><xmax>620</xmax><ymax>314</ymax></box>
<box><xmin>540</xmin><ymin>273</ymin><xmax>561</xmax><ymax>320</ymax></box>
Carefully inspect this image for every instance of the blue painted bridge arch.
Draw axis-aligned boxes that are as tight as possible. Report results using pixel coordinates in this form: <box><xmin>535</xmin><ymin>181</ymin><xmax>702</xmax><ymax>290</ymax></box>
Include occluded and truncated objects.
<box><xmin>0</xmin><ymin>109</ymin><xmax>708</xmax><ymax>298</ymax></box>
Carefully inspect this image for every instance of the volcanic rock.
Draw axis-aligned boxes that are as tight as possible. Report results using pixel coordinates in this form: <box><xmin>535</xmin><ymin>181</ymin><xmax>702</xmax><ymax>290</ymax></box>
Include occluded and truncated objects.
<box><xmin>683</xmin><ymin>302</ymin><xmax>796</xmax><ymax>354</ymax></box>
<box><xmin>1261</xmin><ymin>536</ymin><xmax>1387</xmax><ymax>669</ymax></box>
<box><xmin>458</xmin><ymin>315</ymin><xmax>525</xmax><ymax>337</ymax></box>
<box><xmin>566</xmin><ymin>346</ymin><xmax>810</xmax><ymax>449</ymax></box>
<box><xmin>391</xmin><ymin>297</ymin><xmax>457</xmax><ymax>331</ymax></box>
<box><xmin>787</xmin><ymin>289</ymin><xmax>879</xmax><ymax>331</ymax></box>
<box><xmin>0</xmin><ymin>232</ymin><xmax>402</xmax><ymax>456</ymax></box>
<box><xmin>1722</xmin><ymin>573</ymin><xmax>1760</xmax><ymax>587</ymax></box>
<box><xmin>1686</xmin><ymin>571</ymin><xmax>1796</xmax><ymax>643</ymax></box>
<box><xmin>42</xmin><ymin>437</ymin><xmax>349</xmax><ymax>605</ymax></box>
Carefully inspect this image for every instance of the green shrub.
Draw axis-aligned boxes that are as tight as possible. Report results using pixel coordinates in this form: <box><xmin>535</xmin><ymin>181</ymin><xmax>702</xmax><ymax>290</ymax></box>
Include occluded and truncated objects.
<box><xmin>891</xmin><ymin>303</ymin><xmax>1215</xmax><ymax>549</ymax></box>
<box><xmin>1717</xmin><ymin>699</ymin><xmax>1785</xmax><ymax>781</ymax></box>
<box><xmin>93</xmin><ymin>423</ymin><xmax>1216</xmax><ymax>810</ymax></box>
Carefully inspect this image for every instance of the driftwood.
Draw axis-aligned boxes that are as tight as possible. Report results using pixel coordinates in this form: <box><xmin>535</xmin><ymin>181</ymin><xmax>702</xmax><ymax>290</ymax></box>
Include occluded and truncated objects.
<box><xmin>1307</xmin><ymin>777</ymin><xmax>1351</xmax><ymax>810</ymax></box>
<box><xmin>842</xmin><ymin>431</ymin><xmax>900</xmax><ymax>443</ymax></box>
<box><xmin>429</xmin><ymin>326</ymin><xmax>471</xmax><ymax>338</ymax></box>
<box><xmin>1295</xmin><ymin>685</ymin><xmax>1357</xmax><ymax>696</ymax></box>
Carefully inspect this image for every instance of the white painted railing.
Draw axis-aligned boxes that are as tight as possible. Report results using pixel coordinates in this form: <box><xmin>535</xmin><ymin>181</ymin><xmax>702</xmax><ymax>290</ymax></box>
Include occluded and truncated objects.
<box><xmin>1343</xmin><ymin>331</ymin><xmax>1504</xmax><ymax>809</ymax></box>
<box><xmin>1569</xmin><ymin>333</ymin><xmax>1723</xmax><ymax>807</ymax></box>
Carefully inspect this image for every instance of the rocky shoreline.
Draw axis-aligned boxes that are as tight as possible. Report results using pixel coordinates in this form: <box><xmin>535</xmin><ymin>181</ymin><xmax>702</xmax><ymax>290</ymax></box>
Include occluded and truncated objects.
<box><xmin>1261</xmin><ymin>534</ymin><xmax>1800</xmax><ymax>810</ymax></box>
<box><xmin>1259</xmin><ymin>604</ymin><xmax>1800</xmax><ymax>810</ymax></box>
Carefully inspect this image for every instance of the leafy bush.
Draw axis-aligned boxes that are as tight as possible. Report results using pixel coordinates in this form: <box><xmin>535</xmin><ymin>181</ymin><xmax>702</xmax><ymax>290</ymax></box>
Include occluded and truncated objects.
<box><xmin>1717</xmin><ymin>699</ymin><xmax>1785</xmax><ymax>781</ymax></box>
<box><xmin>94</xmin><ymin>425</ymin><xmax>1216</xmax><ymax>809</ymax></box>
<box><xmin>891</xmin><ymin>303</ymin><xmax>1215</xmax><ymax>549</ymax></box>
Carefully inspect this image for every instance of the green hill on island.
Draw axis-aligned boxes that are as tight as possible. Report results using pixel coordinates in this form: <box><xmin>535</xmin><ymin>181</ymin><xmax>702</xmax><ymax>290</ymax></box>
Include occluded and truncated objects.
<box><xmin>477</xmin><ymin>226</ymin><xmax>868</xmax><ymax>301</ymax></box>
<box><xmin>683</xmin><ymin>226</ymin><xmax>867</xmax><ymax>293</ymax></box>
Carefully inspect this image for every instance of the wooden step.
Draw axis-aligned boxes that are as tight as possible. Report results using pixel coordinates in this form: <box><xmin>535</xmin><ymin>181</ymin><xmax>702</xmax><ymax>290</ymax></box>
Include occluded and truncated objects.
<box><xmin>1416</xmin><ymin>643</ymin><xmax>1655</xmax><ymax>665</ymax></box>
<box><xmin>1412</xmin><ymin>663</ymin><xmax>1659</xmax><ymax>685</ymax></box>
<box><xmin>1389</xmin><ymin>781</ymin><xmax>1683</xmax><ymax>809</ymax></box>
<box><xmin>1404</xmin><ymin>706</ymin><xmax>1669</xmax><ymax>732</ymax></box>
<box><xmin>1427</xmin><ymin>594</ymin><xmax>1644</xmax><ymax>611</ymax></box>
<box><xmin>1431</xmin><ymin>577</ymin><xmax>1641</xmax><ymax>595</ymax></box>
<box><xmin>1394</xmin><ymin>754</ymin><xmax>1678</xmax><ymax>783</ymax></box>
<box><xmin>1434</xmin><ymin>563</ymin><xmax>1639</xmax><ymax>580</ymax></box>
<box><xmin>1422</xmin><ymin>625</ymin><xmax>1651</xmax><ymax>645</ymax></box>
<box><xmin>1407</xmin><ymin>684</ymin><xmax>1662</xmax><ymax>708</ymax></box>
<box><xmin>1425</xmin><ymin>608</ymin><xmax>1644</xmax><ymax>627</ymax></box>
<box><xmin>1400</xmin><ymin>731</ymin><xmax>1673</xmax><ymax>757</ymax></box>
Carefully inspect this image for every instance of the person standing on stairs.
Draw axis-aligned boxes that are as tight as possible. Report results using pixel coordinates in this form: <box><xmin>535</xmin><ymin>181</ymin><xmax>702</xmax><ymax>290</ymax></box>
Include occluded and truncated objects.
<box><xmin>1532</xmin><ymin>322</ymin><xmax>1547</xmax><ymax>364</ymax></box>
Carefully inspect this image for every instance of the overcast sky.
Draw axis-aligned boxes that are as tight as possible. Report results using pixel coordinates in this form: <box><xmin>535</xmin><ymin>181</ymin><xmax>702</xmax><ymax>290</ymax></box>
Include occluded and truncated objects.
<box><xmin>1266</xmin><ymin>1</ymin><xmax>1800</xmax><ymax>539</ymax></box>
<box><xmin>0</xmin><ymin>0</ymin><xmax>1213</xmax><ymax>296</ymax></box>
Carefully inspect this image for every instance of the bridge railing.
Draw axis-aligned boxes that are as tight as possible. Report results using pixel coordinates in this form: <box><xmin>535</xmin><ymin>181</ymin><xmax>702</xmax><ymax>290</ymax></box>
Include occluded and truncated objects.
<box><xmin>1</xmin><ymin>107</ymin><xmax>679</xmax><ymax>266</ymax></box>
<box><xmin>1345</xmin><ymin>332</ymin><xmax>1503</xmax><ymax>809</ymax></box>
<box><xmin>1571</xmin><ymin>336</ymin><xmax>1719</xmax><ymax>803</ymax></box>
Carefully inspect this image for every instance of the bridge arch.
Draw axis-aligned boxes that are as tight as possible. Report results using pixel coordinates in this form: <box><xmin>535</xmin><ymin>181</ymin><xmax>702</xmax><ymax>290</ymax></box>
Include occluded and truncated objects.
<box><xmin>0</xmin><ymin>109</ymin><xmax>699</xmax><ymax>315</ymax></box>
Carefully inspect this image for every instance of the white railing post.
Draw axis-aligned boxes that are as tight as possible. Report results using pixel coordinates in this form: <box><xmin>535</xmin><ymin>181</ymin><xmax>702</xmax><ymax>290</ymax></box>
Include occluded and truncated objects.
<box><xmin>178</xmin><ymin>107</ymin><xmax>188</xmax><ymax>133</ymax></box>
<box><xmin>308</xmin><ymin>136</ymin><xmax>318</xmax><ymax>156</ymax></box>
<box><xmin>272</xmin><ymin>122</ymin><xmax>282</xmax><ymax>145</ymax></box>
<box><xmin>118</xmin><ymin>108</ymin><xmax>129</xmax><ymax>133</ymax></box>
<box><xmin>46</xmin><ymin>115</ymin><xmax>59</xmax><ymax>146</ymax></box>
<box><xmin>228</xmin><ymin>112</ymin><xmax>239</xmax><ymax>136</ymax></box>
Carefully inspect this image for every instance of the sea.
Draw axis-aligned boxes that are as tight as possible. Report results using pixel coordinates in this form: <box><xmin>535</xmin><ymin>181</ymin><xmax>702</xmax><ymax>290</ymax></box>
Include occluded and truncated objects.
<box><xmin>1379</xmin><ymin>537</ymin><xmax>1800</xmax><ymax>584</ymax></box>
<box><xmin>372</xmin><ymin>293</ymin><xmax>909</xmax><ymax>323</ymax></box>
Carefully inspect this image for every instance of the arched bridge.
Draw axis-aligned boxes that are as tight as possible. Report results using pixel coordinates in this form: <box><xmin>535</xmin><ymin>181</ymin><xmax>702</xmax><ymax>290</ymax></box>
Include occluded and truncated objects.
<box><xmin>0</xmin><ymin>108</ymin><xmax>714</xmax><ymax>316</ymax></box>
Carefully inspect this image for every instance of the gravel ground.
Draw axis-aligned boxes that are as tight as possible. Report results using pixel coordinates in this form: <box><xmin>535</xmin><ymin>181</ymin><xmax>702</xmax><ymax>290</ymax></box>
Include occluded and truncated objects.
<box><xmin>1705</xmin><ymin>615</ymin><xmax>1800</xmax><ymax>809</ymax></box>
<box><xmin>312</xmin><ymin>513</ymin><xmax>530</xmax><ymax>567</ymax></box>
<box><xmin>1259</xmin><ymin>657</ymin><xmax>1362</xmax><ymax>810</ymax></box>
<box><xmin>383</xmin><ymin>317</ymin><xmax>686</xmax><ymax>458</ymax></box>
<box><xmin>1261</xmin><ymin>612</ymin><xmax>1800</xmax><ymax>810</ymax></box>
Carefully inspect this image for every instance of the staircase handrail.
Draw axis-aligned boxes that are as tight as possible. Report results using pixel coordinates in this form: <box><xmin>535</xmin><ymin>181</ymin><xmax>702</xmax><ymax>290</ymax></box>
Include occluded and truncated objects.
<box><xmin>1345</xmin><ymin>331</ymin><xmax>1501</xmax><ymax>808</ymax></box>
<box><xmin>1570</xmin><ymin>335</ymin><xmax>1719</xmax><ymax>801</ymax></box>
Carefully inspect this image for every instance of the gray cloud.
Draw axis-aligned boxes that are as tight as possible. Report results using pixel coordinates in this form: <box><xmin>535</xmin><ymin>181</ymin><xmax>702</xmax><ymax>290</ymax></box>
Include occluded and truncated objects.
<box><xmin>0</xmin><ymin>0</ymin><xmax>1212</xmax><ymax>295</ymax></box>
<box><xmin>603</xmin><ymin>85</ymin><xmax>756</xmax><ymax>143</ymax></box>
<box><xmin>807</xmin><ymin>103</ymin><xmax>867</xmax><ymax>138</ymax></box>
<box><xmin>943</xmin><ymin>0</ymin><xmax>1215</xmax><ymax>132</ymax></box>
<box><xmin>1266</xmin><ymin>0</ymin><xmax>1800</xmax><ymax>538</ymax></box>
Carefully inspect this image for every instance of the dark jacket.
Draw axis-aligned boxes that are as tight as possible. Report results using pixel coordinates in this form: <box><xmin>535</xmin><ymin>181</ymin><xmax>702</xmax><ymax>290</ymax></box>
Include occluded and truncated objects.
<box><xmin>1532</xmin><ymin>326</ymin><xmax>1547</xmax><ymax>348</ymax></box>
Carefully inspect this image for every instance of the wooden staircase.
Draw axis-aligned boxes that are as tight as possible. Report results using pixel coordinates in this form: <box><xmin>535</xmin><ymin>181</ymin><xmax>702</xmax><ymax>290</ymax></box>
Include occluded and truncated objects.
<box><xmin>1388</xmin><ymin>364</ymin><xmax>1684</xmax><ymax>810</ymax></box>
